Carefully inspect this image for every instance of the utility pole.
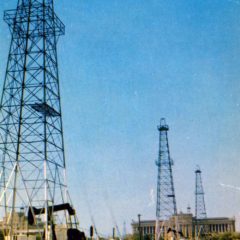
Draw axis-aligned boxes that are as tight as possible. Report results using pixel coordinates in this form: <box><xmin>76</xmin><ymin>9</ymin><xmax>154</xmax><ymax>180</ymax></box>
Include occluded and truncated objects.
<box><xmin>123</xmin><ymin>221</ymin><xmax>127</xmax><ymax>239</ymax></box>
<box><xmin>113</xmin><ymin>227</ymin><xmax>115</xmax><ymax>240</ymax></box>
<box><xmin>90</xmin><ymin>225</ymin><xmax>94</xmax><ymax>240</ymax></box>
<box><xmin>138</xmin><ymin>214</ymin><xmax>142</xmax><ymax>240</ymax></box>
<box><xmin>187</xmin><ymin>205</ymin><xmax>191</xmax><ymax>214</ymax></box>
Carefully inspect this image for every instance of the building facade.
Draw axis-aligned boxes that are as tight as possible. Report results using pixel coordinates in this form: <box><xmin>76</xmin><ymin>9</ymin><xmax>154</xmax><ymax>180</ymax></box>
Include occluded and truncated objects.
<box><xmin>0</xmin><ymin>212</ymin><xmax>69</xmax><ymax>240</ymax></box>
<box><xmin>131</xmin><ymin>213</ymin><xmax>235</xmax><ymax>239</ymax></box>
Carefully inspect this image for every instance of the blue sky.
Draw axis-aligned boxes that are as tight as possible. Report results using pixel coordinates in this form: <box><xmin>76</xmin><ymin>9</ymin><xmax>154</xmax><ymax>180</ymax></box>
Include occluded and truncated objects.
<box><xmin>0</xmin><ymin>0</ymin><xmax>240</xmax><ymax>236</ymax></box>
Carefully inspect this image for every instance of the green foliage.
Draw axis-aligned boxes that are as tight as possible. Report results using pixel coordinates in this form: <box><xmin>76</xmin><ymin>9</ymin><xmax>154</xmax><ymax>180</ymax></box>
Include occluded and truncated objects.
<box><xmin>99</xmin><ymin>238</ymin><xmax>107</xmax><ymax>240</ymax></box>
<box><xmin>206</xmin><ymin>232</ymin><xmax>240</xmax><ymax>240</ymax></box>
<box><xmin>124</xmin><ymin>233</ymin><xmax>140</xmax><ymax>240</ymax></box>
<box><xmin>36</xmin><ymin>235</ymin><xmax>42</xmax><ymax>240</ymax></box>
<box><xmin>143</xmin><ymin>234</ymin><xmax>151</xmax><ymax>240</ymax></box>
<box><xmin>124</xmin><ymin>233</ymin><xmax>154</xmax><ymax>240</ymax></box>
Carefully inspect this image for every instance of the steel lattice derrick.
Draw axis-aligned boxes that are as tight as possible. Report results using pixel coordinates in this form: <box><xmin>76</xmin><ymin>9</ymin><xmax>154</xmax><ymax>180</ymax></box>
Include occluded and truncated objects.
<box><xmin>195</xmin><ymin>167</ymin><xmax>207</xmax><ymax>237</ymax></box>
<box><xmin>195</xmin><ymin>167</ymin><xmax>207</xmax><ymax>219</ymax></box>
<box><xmin>0</xmin><ymin>0</ymin><xmax>76</xmax><ymax>239</ymax></box>
<box><xmin>156</xmin><ymin>118</ymin><xmax>177</xmax><ymax>220</ymax></box>
<box><xmin>155</xmin><ymin>119</ymin><xmax>177</xmax><ymax>240</ymax></box>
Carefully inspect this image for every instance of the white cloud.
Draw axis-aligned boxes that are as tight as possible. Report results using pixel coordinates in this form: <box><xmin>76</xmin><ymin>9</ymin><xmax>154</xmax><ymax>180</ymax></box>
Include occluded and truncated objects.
<box><xmin>219</xmin><ymin>182</ymin><xmax>240</xmax><ymax>192</ymax></box>
<box><xmin>148</xmin><ymin>188</ymin><xmax>155</xmax><ymax>207</ymax></box>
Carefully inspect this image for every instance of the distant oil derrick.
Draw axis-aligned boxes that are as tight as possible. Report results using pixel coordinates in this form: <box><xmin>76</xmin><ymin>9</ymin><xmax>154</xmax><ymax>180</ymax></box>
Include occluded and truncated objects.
<box><xmin>155</xmin><ymin>118</ymin><xmax>177</xmax><ymax>239</ymax></box>
<box><xmin>195</xmin><ymin>167</ymin><xmax>207</xmax><ymax>219</ymax></box>
<box><xmin>195</xmin><ymin>166</ymin><xmax>207</xmax><ymax>238</ymax></box>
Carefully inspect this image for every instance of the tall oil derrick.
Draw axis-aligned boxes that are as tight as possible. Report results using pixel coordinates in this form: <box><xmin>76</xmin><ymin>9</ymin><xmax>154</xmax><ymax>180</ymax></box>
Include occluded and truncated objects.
<box><xmin>0</xmin><ymin>0</ymin><xmax>77</xmax><ymax>239</ymax></box>
<box><xmin>155</xmin><ymin>118</ymin><xmax>177</xmax><ymax>239</ymax></box>
<box><xmin>195</xmin><ymin>167</ymin><xmax>207</xmax><ymax>238</ymax></box>
<box><xmin>195</xmin><ymin>167</ymin><xmax>207</xmax><ymax>219</ymax></box>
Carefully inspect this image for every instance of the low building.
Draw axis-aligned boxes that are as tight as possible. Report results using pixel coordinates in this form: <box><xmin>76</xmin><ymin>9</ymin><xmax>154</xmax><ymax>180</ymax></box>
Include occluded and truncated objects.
<box><xmin>131</xmin><ymin>213</ymin><xmax>235</xmax><ymax>239</ymax></box>
<box><xmin>0</xmin><ymin>212</ymin><xmax>70</xmax><ymax>240</ymax></box>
